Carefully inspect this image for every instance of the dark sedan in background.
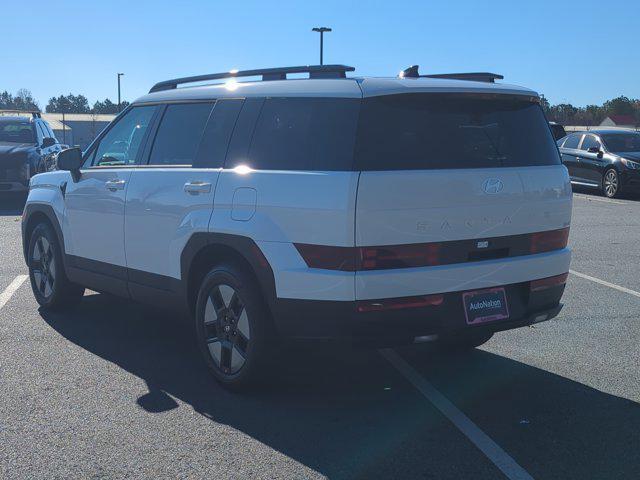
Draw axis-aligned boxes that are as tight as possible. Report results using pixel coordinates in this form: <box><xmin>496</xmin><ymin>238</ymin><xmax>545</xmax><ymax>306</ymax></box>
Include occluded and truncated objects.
<box><xmin>0</xmin><ymin>113</ymin><xmax>62</xmax><ymax>193</ymax></box>
<box><xmin>558</xmin><ymin>129</ymin><xmax>640</xmax><ymax>198</ymax></box>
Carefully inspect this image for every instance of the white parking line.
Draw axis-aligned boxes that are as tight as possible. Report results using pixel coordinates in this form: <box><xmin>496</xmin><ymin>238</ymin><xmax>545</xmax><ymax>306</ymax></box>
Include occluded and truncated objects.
<box><xmin>570</xmin><ymin>269</ymin><xmax>640</xmax><ymax>299</ymax></box>
<box><xmin>0</xmin><ymin>275</ymin><xmax>28</xmax><ymax>310</ymax></box>
<box><xmin>380</xmin><ymin>349</ymin><xmax>534</xmax><ymax>480</ymax></box>
<box><xmin>572</xmin><ymin>194</ymin><xmax>626</xmax><ymax>205</ymax></box>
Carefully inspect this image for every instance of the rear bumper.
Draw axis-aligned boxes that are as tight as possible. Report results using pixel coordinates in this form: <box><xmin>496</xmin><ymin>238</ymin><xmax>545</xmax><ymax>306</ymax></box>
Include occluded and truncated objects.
<box><xmin>272</xmin><ymin>280</ymin><xmax>565</xmax><ymax>343</ymax></box>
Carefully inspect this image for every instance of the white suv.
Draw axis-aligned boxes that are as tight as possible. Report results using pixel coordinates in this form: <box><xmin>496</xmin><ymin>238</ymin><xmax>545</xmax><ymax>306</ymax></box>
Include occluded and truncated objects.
<box><xmin>22</xmin><ymin>65</ymin><xmax>572</xmax><ymax>389</ymax></box>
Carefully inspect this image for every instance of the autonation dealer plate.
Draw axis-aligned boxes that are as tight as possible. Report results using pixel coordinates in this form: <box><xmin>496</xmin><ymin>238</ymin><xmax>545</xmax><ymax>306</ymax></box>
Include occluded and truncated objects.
<box><xmin>463</xmin><ymin>287</ymin><xmax>509</xmax><ymax>325</ymax></box>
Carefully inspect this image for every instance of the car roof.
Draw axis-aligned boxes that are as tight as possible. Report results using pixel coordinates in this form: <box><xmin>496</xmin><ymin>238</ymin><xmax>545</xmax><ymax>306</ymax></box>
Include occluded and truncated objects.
<box><xmin>133</xmin><ymin>76</ymin><xmax>537</xmax><ymax>105</ymax></box>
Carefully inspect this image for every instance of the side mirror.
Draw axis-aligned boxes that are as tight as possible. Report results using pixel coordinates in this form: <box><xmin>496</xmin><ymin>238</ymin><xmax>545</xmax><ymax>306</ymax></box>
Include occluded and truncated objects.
<box><xmin>41</xmin><ymin>137</ymin><xmax>56</xmax><ymax>148</ymax></box>
<box><xmin>56</xmin><ymin>147</ymin><xmax>83</xmax><ymax>181</ymax></box>
<box><xmin>587</xmin><ymin>146</ymin><xmax>603</xmax><ymax>157</ymax></box>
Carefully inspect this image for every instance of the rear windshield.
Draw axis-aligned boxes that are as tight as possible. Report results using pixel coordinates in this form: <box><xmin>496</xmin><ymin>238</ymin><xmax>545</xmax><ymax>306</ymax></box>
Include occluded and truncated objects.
<box><xmin>354</xmin><ymin>94</ymin><xmax>560</xmax><ymax>170</ymax></box>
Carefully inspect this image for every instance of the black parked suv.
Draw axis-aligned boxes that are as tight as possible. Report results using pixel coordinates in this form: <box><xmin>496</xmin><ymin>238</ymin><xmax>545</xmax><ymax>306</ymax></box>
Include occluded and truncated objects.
<box><xmin>0</xmin><ymin>112</ymin><xmax>62</xmax><ymax>193</ymax></box>
<box><xmin>558</xmin><ymin>129</ymin><xmax>640</xmax><ymax>198</ymax></box>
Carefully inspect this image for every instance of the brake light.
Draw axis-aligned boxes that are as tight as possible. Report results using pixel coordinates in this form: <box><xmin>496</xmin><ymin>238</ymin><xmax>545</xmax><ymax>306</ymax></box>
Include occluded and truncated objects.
<box><xmin>530</xmin><ymin>273</ymin><xmax>568</xmax><ymax>292</ymax></box>
<box><xmin>356</xmin><ymin>294</ymin><xmax>444</xmax><ymax>312</ymax></box>
<box><xmin>295</xmin><ymin>243</ymin><xmax>442</xmax><ymax>271</ymax></box>
<box><xmin>530</xmin><ymin>228</ymin><xmax>569</xmax><ymax>254</ymax></box>
<box><xmin>294</xmin><ymin>244</ymin><xmax>356</xmax><ymax>271</ymax></box>
<box><xmin>359</xmin><ymin>243</ymin><xmax>441</xmax><ymax>270</ymax></box>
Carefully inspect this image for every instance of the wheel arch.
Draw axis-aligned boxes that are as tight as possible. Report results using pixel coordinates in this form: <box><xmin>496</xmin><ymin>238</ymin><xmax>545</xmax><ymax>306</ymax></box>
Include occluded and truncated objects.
<box><xmin>22</xmin><ymin>203</ymin><xmax>65</xmax><ymax>265</ymax></box>
<box><xmin>181</xmin><ymin>233</ymin><xmax>278</xmax><ymax>320</ymax></box>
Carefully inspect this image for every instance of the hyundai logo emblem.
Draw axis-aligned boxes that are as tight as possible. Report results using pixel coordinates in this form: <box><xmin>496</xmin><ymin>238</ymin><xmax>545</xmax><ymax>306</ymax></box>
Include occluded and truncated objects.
<box><xmin>482</xmin><ymin>178</ymin><xmax>504</xmax><ymax>194</ymax></box>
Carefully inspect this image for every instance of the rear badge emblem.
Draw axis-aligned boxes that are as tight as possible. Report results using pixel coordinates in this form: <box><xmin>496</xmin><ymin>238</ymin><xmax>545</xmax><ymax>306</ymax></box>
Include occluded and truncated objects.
<box><xmin>477</xmin><ymin>241</ymin><xmax>489</xmax><ymax>249</ymax></box>
<box><xmin>482</xmin><ymin>178</ymin><xmax>504</xmax><ymax>194</ymax></box>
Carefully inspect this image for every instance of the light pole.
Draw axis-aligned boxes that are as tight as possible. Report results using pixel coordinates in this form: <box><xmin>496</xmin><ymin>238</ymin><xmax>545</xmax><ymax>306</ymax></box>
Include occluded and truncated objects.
<box><xmin>312</xmin><ymin>27</ymin><xmax>332</xmax><ymax>65</ymax></box>
<box><xmin>117</xmin><ymin>73</ymin><xmax>124</xmax><ymax>112</ymax></box>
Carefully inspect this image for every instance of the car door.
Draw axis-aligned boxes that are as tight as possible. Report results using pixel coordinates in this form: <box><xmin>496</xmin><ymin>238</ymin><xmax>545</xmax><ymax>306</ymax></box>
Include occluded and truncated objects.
<box><xmin>559</xmin><ymin>133</ymin><xmax>584</xmax><ymax>182</ymax></box>
<box><xmin>124</xmin><ymin>99</ymin><xmax>243</xmax><ymax>301</ymax></box>
<box><xmin>63</xmin><ymin>105</ymin><xmax>158</xmax><ymax>296</ymax></box>
<box><xmin>576</xmin><ymin>134</ymin><xmax>606</xmax><ymax>185</ymax></box>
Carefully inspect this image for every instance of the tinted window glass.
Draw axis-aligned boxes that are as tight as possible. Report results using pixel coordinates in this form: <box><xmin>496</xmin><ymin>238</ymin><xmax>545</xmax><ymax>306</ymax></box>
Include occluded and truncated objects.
<box><xmin>602</xmin><ymin>133</ymin><xmax>640</xmax><ymax>153</ymax></box>
<box><xmin>247</xmin><ymin>98</ymin><xmax>359</xmax><ymax>170</ymax></box>
<box><xmin>225</xmin><ymin>98</ymin><xmax>264</xmax><ymax>168</ymax></box>
<box><xmin>194</xmin><ymin>99</ymin><xmax>243</xmax><ymax>168</ymax></box>
<box><xmin>0</xmin><ymin>120</ymin><xmax>35</xmax><ymax>143</ymax></box>
<box><xmin>562</xmin><ymin>134</ymin><xmax>582</xmax><ymax>149</ymax></box>
<box><xmin>354</xmin><ymin>94</ymin><xmax>561</xmax><ymax>170</ymax></box>
<box><xmin>580</xmin><ymin>135</ymin><xmax>601</xmax><ymax>151</ymax></box>
<box><xmin>92</xmin><ymin>106</ymin><xmax>156</xmax><ymax>166</ymax></box>
<box><xmin>149</xmin><ymin>103</ymin><xmax>213</xmax><ymax>166</ymax></box>
<box><xmin>549</xmin><ymin>123</ymin><xmax>566</xmax><ymax>141</ymax></box>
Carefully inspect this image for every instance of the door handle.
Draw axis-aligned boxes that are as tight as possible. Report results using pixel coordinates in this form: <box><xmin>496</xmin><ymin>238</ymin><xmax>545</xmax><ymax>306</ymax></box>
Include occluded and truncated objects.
<box><xmin>105</xmin><ymin>179</ymin><xmax>126</xmax><ymax>191</ymax></box>
<box><xmin>184</xmin><ymin>181</ymin><xmax>212</xmax><ymax>194</ymax></box>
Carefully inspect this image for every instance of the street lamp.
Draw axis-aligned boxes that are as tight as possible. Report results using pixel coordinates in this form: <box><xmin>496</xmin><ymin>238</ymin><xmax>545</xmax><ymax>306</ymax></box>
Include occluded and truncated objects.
<box><xmin>117</xmin><ymin>73</ymin><xmax>125</xmax><ymax>112</ymax></box>
<box><xmin>312</xmin><ymin>27</ymin><xmax>332</xmax><ymax>65</ymax></box>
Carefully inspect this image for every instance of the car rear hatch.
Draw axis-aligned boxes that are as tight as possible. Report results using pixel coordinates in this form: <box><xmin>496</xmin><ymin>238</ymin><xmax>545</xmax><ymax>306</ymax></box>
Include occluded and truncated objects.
<box><xmin>353</xmin><ymin>92</ymin><xmax>572</xmax><ymax>301</ymax></box>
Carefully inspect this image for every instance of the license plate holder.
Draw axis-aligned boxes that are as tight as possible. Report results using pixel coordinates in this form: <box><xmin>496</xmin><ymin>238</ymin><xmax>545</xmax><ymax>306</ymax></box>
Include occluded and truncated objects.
<box><xmin>463</xmin><ymin>287</ymin><xmax>509</xmax><ymax>325</ymax></box>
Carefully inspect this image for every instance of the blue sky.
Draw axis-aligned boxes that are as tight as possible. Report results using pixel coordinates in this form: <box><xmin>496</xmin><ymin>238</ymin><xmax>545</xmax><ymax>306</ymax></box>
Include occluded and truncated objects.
<box><xmin>4</xmin><ymin>0</ymin><xmax>639</xmax><ymax>108</ymax></box>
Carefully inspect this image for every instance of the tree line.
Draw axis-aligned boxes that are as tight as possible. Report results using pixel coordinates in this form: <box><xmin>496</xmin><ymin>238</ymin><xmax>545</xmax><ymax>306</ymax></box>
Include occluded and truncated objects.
<box><xmin>539</xmin><ymin>96</ymin><xmax>638</xmax><ymax>126</ymax></box>
<box><xmin>2</xmin><ymin>88</ymin><xmax>639</xmax><ymax>125</ymax></box>
<box><xmin>0</xmin><ymin>89</ymin><xmax>129</xmax><ymax>114</ymax></box>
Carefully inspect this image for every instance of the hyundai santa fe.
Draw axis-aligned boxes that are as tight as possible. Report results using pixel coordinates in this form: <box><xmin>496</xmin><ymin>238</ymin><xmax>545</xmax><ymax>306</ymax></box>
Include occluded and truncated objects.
<box><xmin>22</xmin><ymin>64</ymin><xmax>572</xmax><ymax>389</ymax></box>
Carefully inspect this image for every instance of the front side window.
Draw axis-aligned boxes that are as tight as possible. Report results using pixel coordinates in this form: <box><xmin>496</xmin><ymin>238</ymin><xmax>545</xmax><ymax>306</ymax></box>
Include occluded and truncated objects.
<box><xmin>91</xmin><ymin>106</ymin><xmax>157</xmax><ymax>166</ymax></box>
<box><xmin>148</xmin><ymin>103</ymin><xmax>214</xmax><ymax>166</ymax></box>
<box><xmin>354</xmin><ymin>94</ymin><xmax>561</xmax><ymax>170</ymax></box>
<box><xmin>0</xmin><ymin>121</ymin><xmax>35</xmax><ymax>143</ymax></box>
<box><xmin>580</xmin><ymin>135</ymin><xmax>601</xmax><ymax>151</ymax></box>
<box><xmin>247</xmin><ymin>98</ymin><xmax>360</xmax><ymax>170</ymax></box>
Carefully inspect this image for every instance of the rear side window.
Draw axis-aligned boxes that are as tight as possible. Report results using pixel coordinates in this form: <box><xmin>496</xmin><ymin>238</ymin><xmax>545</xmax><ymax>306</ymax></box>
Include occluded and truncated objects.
<box><xmin>354</xmin><ymin>94</ymin><xmax>561</xmax><ymax>170</ymax></box>
<box><xmin>247</xmin><ymin>98</ymin><xmax>359</xmax><ymax>170</ymax></box>
<box><xmin>562</xmin><ymin>134</ymin><xmax>582</xmax><ymax>149</ymax></box>
<box><xmin>149</xmin><ymin>103</ymin><xmax>214</xmax><ymax>166</ymax></box>
<box><xmin>194</xmin><ymin>99</ymin><xmax>243</xmax><ymax>168</ymax></box>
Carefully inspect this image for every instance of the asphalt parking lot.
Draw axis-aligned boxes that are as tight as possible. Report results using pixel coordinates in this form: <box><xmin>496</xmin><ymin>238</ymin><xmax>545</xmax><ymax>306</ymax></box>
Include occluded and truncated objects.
<box><xmin>1</xmin><ymin>191</ymin><xmax>640</xmax><ymax>480</ymax></box>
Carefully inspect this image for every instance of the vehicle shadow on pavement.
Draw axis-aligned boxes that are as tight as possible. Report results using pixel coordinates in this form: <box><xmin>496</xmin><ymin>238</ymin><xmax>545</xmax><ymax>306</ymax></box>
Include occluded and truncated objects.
<box><xmin>0</xmin><ymin>193</ymin><xmax>26</xmax><ymax>216</ymax></box>
<box><xmin>40</xmin><ymin>293</ymin><xmax>640</xmax><ymax>480</ymax></box>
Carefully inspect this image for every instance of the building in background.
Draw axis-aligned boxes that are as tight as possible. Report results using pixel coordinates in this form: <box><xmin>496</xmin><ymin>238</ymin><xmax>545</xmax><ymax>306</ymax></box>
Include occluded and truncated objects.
<box><xmin>600</xmin><ymin>115</ymin><xmax>637</xmax><ymax>129</ymax></box>
<box><xmin>41</xmin><ymin>113</ymin><xmax>115</xmax><ymax>149</ymax></box>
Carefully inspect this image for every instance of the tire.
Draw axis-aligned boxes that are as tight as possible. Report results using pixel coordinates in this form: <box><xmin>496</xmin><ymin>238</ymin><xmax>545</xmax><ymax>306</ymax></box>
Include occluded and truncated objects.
<box><xmin>438</xmin><ymin>331</ymin><xmax>494</xmax><ymax>351</ymax></box>
<box><xmin>195</xmin><ymin>263</ymin><xmax>275</xmax><ymax>391</ymax></box>
<box><xmin>28</xmin><ymin>222</ymin><xmax>84</xmax><ymax>310</ymax></box>
<box><xmin>602</xmin><ymin>168</ymin><xmax>620</xmax><ymax>198</ymax></box>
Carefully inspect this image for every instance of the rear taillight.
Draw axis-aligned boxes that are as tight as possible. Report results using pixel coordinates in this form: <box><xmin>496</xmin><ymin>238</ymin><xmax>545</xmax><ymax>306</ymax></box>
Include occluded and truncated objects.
<box><xmin>296</xmin><ymin>228</ymin><xmax>570</xmax><ymax>272</ymax></box>
<box><xmin>359</xmin><ymin>243</ymin><xmax>441</xmax><ymax>270</ymax></box>
<box><xmin>530</xmin><ymin>273</ymin><xmax>568</xmax><ymax>292</ymax></box>
<box><xmin>356</xmin><ymin>294</ymin><xmax>444</xmax><ymax>312</ymax></box>
<box><xmin>530</xmin><ymin>227</ymin><xmax>569</xmax><ymax>254</ymax></box>
<box><xmin>295</xmin><ymin>243</ymin><xmax>442</xmax><ymax>271</ymax></box>
<box><xmin>294</xmin><ymin>244</ymin><xmax>356</xmax><ymax>271</ymax></box>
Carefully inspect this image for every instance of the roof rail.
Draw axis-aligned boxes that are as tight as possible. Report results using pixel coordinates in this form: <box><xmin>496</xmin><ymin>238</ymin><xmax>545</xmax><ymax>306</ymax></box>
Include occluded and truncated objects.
<box><xmin>398</xmin><ymin>65</ymin><xmax>503</xmax><ymax>83</ymax></box>
<box><xmin>149</xmin><ymin>64</ymin><xmax>356</xmax><ymax>93</ymax></box>
<box><xmin>0</xmin><ymin>109</ymin><xmax>41</xmax><ymax>118</ymax></box>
